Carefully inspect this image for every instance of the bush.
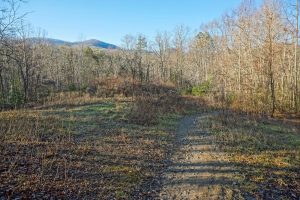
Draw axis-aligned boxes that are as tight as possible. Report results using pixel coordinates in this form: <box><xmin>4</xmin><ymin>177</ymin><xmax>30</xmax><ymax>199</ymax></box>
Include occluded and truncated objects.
<box><xmin>128</xmin><ymin>83</ymin><xmax>182</xmax><ymax>125</ymax></box>
<box><xmin>191</xmin><ymin>80</ymin><xmax>212</xmax><ymax>96</ymax></box>
<box><xmin>128</xmin><ymin>95</ymin><xmax>159</xmax><ymax>125</ymax></box>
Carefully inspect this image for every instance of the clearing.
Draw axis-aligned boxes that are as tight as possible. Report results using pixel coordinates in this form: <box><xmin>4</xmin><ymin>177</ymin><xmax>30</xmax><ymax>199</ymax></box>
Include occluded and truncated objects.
<box><xmin>0</xmin><ymin>97</ymin><xmax>299</xmax><ymax>199</ymax></box>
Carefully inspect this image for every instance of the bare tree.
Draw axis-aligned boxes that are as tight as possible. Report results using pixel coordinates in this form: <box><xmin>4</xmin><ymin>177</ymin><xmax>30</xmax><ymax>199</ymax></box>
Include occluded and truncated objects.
<box><xmin>154</xmin><ymin>31</ymin><xmax>171</xmax><ymax>82</ymax></box>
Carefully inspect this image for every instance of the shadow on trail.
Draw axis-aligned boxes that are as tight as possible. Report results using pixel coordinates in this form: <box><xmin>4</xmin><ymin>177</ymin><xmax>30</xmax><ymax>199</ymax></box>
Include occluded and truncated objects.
<box><xmin>158</xmin><ymin>114</ymin><xmax>245</xmax><ymax>199</ymax></box>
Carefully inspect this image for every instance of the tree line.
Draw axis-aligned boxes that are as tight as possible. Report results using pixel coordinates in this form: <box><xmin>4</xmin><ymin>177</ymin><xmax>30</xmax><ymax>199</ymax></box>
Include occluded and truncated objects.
<box><xmin>0</xmin><ymin>0</ymin><xmax>299</xmax><ymax>116</ymax></box>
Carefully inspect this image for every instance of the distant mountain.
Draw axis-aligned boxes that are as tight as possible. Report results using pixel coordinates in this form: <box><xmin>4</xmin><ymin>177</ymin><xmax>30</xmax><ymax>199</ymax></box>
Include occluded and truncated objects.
<box><xmin>30</xmin><ymin>38</ymin><xmax>118</xmax><ymax>49</ymax></box>
<box><xmin>43</xmin><ymin>38</ymin><xmax>71</xmax><ymax>45</ymax></box>
<box><xmin>72</xmin><ymin>39</ymin><xmax>118</xmax><ymax>49</ymax></box>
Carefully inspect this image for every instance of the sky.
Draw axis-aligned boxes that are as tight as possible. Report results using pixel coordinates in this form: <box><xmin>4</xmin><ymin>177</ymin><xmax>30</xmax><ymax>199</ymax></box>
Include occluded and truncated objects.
<box><xmin>20</xmin><ymin>0</ymin><xmax>248</xmax><ymax>45</ymax></box>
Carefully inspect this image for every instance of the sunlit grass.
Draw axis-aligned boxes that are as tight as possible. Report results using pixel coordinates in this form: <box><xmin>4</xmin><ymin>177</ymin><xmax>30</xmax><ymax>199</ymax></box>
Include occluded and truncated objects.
<box><xmin>0</xmin><ymin>97</ymin><xmax>181</xmax><ymax>199</ymax></box>
<box><xmin>201</xmin><ymin>113</ymin><xmax>300</xmax><ymax>198</ymax></box>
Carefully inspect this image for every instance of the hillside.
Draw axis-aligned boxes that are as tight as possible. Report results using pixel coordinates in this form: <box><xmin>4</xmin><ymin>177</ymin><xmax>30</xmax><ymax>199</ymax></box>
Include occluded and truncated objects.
<box><xmin>30</xmin><ymin>38</ymin><xmax>119</xmax><ymax>49</ymax></box>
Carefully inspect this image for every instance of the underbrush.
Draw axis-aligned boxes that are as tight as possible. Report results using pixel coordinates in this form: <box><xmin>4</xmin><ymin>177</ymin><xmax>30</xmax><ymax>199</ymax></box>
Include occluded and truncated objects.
<box><xmin>201</xmin><ymin>112</ymin><xmax>300</xmax><ymax>199</ymax></box>
<box><xmin>128</xmin><ymin>93</ymin><xmax>206</xmax><ymax>126</ymax></box>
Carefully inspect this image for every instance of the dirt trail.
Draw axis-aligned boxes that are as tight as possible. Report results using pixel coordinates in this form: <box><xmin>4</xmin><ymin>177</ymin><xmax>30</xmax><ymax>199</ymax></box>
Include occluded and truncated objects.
<box><xmin>159</xmin><ymin>114</ymin><xmax>244</xmax><ymax>200</ymax></box>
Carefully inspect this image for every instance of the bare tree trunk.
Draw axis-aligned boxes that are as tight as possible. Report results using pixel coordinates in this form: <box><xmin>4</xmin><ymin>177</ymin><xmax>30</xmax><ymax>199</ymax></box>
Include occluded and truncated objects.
<box><xmin>295</xmin><ymin>0</ymin><xmax>299</xmax><ymax>111</ymax></box>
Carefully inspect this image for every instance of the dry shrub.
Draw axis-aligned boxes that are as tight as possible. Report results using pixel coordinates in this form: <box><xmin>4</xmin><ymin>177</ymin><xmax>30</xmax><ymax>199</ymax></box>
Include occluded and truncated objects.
<box><xmin>135</xmin><ymin>82</ymin><xmax>178</xmax><ymax>97</ymax></box>
<box><xmin>87</xmin><ymin>76</ymin><xmax>134</xmax><ymax>97</ymax></box>
<box><xmin>87</xmin><ymin>76</ymin><xmax>180</xmax><ymax>98</ymax></box>
<box><xmin>128</xmin><ymin>95</ymin><xmax>159</xmax><ymax>125</ymax></box>
<box><xmin>128</xmin><ymin>82</ymin><xmax>206</xmax><ymax>125</ymax></box>
<box><xmin>127</xmin><ymin>82</ymin><xmax>179</xmax><ymax>125</ymax></box>
<box><xmin>178</xmin><ymin>95</ymin><xmax>208</xmax><ymax>112</ymax></box>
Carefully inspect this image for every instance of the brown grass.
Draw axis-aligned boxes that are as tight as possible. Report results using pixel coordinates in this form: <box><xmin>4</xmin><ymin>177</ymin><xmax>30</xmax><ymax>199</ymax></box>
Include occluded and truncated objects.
<box><xmin>0</xmin><ymin>97</ymin><xmax>181</xmax><ymax>199</ymax></box>
<box><xmin>200</xmin><ymin>112</ymin><xmax>300</xmax><ymax>199</ymax></box>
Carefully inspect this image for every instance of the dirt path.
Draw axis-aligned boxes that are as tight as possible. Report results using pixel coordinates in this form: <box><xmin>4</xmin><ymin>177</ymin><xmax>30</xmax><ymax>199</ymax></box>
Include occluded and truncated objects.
<box><xmin>159</xmin><ymin>114</ymin><xmax>244</xmax><ymax>200</ymax></box>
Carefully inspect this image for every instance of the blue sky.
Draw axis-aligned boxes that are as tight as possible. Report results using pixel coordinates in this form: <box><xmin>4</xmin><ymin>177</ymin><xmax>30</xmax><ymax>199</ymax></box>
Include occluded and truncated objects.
<box><xmin>21</xmin><ymin>0</ymin><xmax>249</xmax><ymax>45</ymax></box>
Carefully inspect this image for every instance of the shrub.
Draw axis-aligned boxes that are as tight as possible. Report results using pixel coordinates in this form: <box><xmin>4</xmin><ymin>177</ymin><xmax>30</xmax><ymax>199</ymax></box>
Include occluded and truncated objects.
<box><xmin>191</xmin><ymin>80</ymin><xmax>212</xmax><ymax>96</ymax></box>
<box><xmin>128</xmin><ymin>83</ymin><xmax>206</xmax><ymax>125</ymax></box>
<box><xmin>128</xmin><ymin>95</ymin><xmax>159</xmax><ymax>125</ymax></box>
<box><xmin>128</xmin><ymin>82</ymin><xmax>182</xmax><ymax>125</ymax></box>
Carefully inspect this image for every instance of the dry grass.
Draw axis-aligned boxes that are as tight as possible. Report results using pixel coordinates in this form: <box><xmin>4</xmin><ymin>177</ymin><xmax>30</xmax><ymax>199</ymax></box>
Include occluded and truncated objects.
<box><xmin>200</xmin><ymin>112</ymin><xmax>300</xmax><ymax>199</ymax></box>
<box><xmin>37</xmin><ymin>91</ymin><xmax>106</xmax><ymax>108</ymax></box>
<box><xmin>6</xmin><ymin>83</ymin><xmax>290</xmax><ymax>199</ymax></box>
<box><xmin>0</xmin><ymin>111</ymin><xmax>75</xmax><ymax>198</ymax></box>
<box><xmin>0</xmin><ymin>97</ymin><xmax>181</xmax><ymax>199</ymax></box>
